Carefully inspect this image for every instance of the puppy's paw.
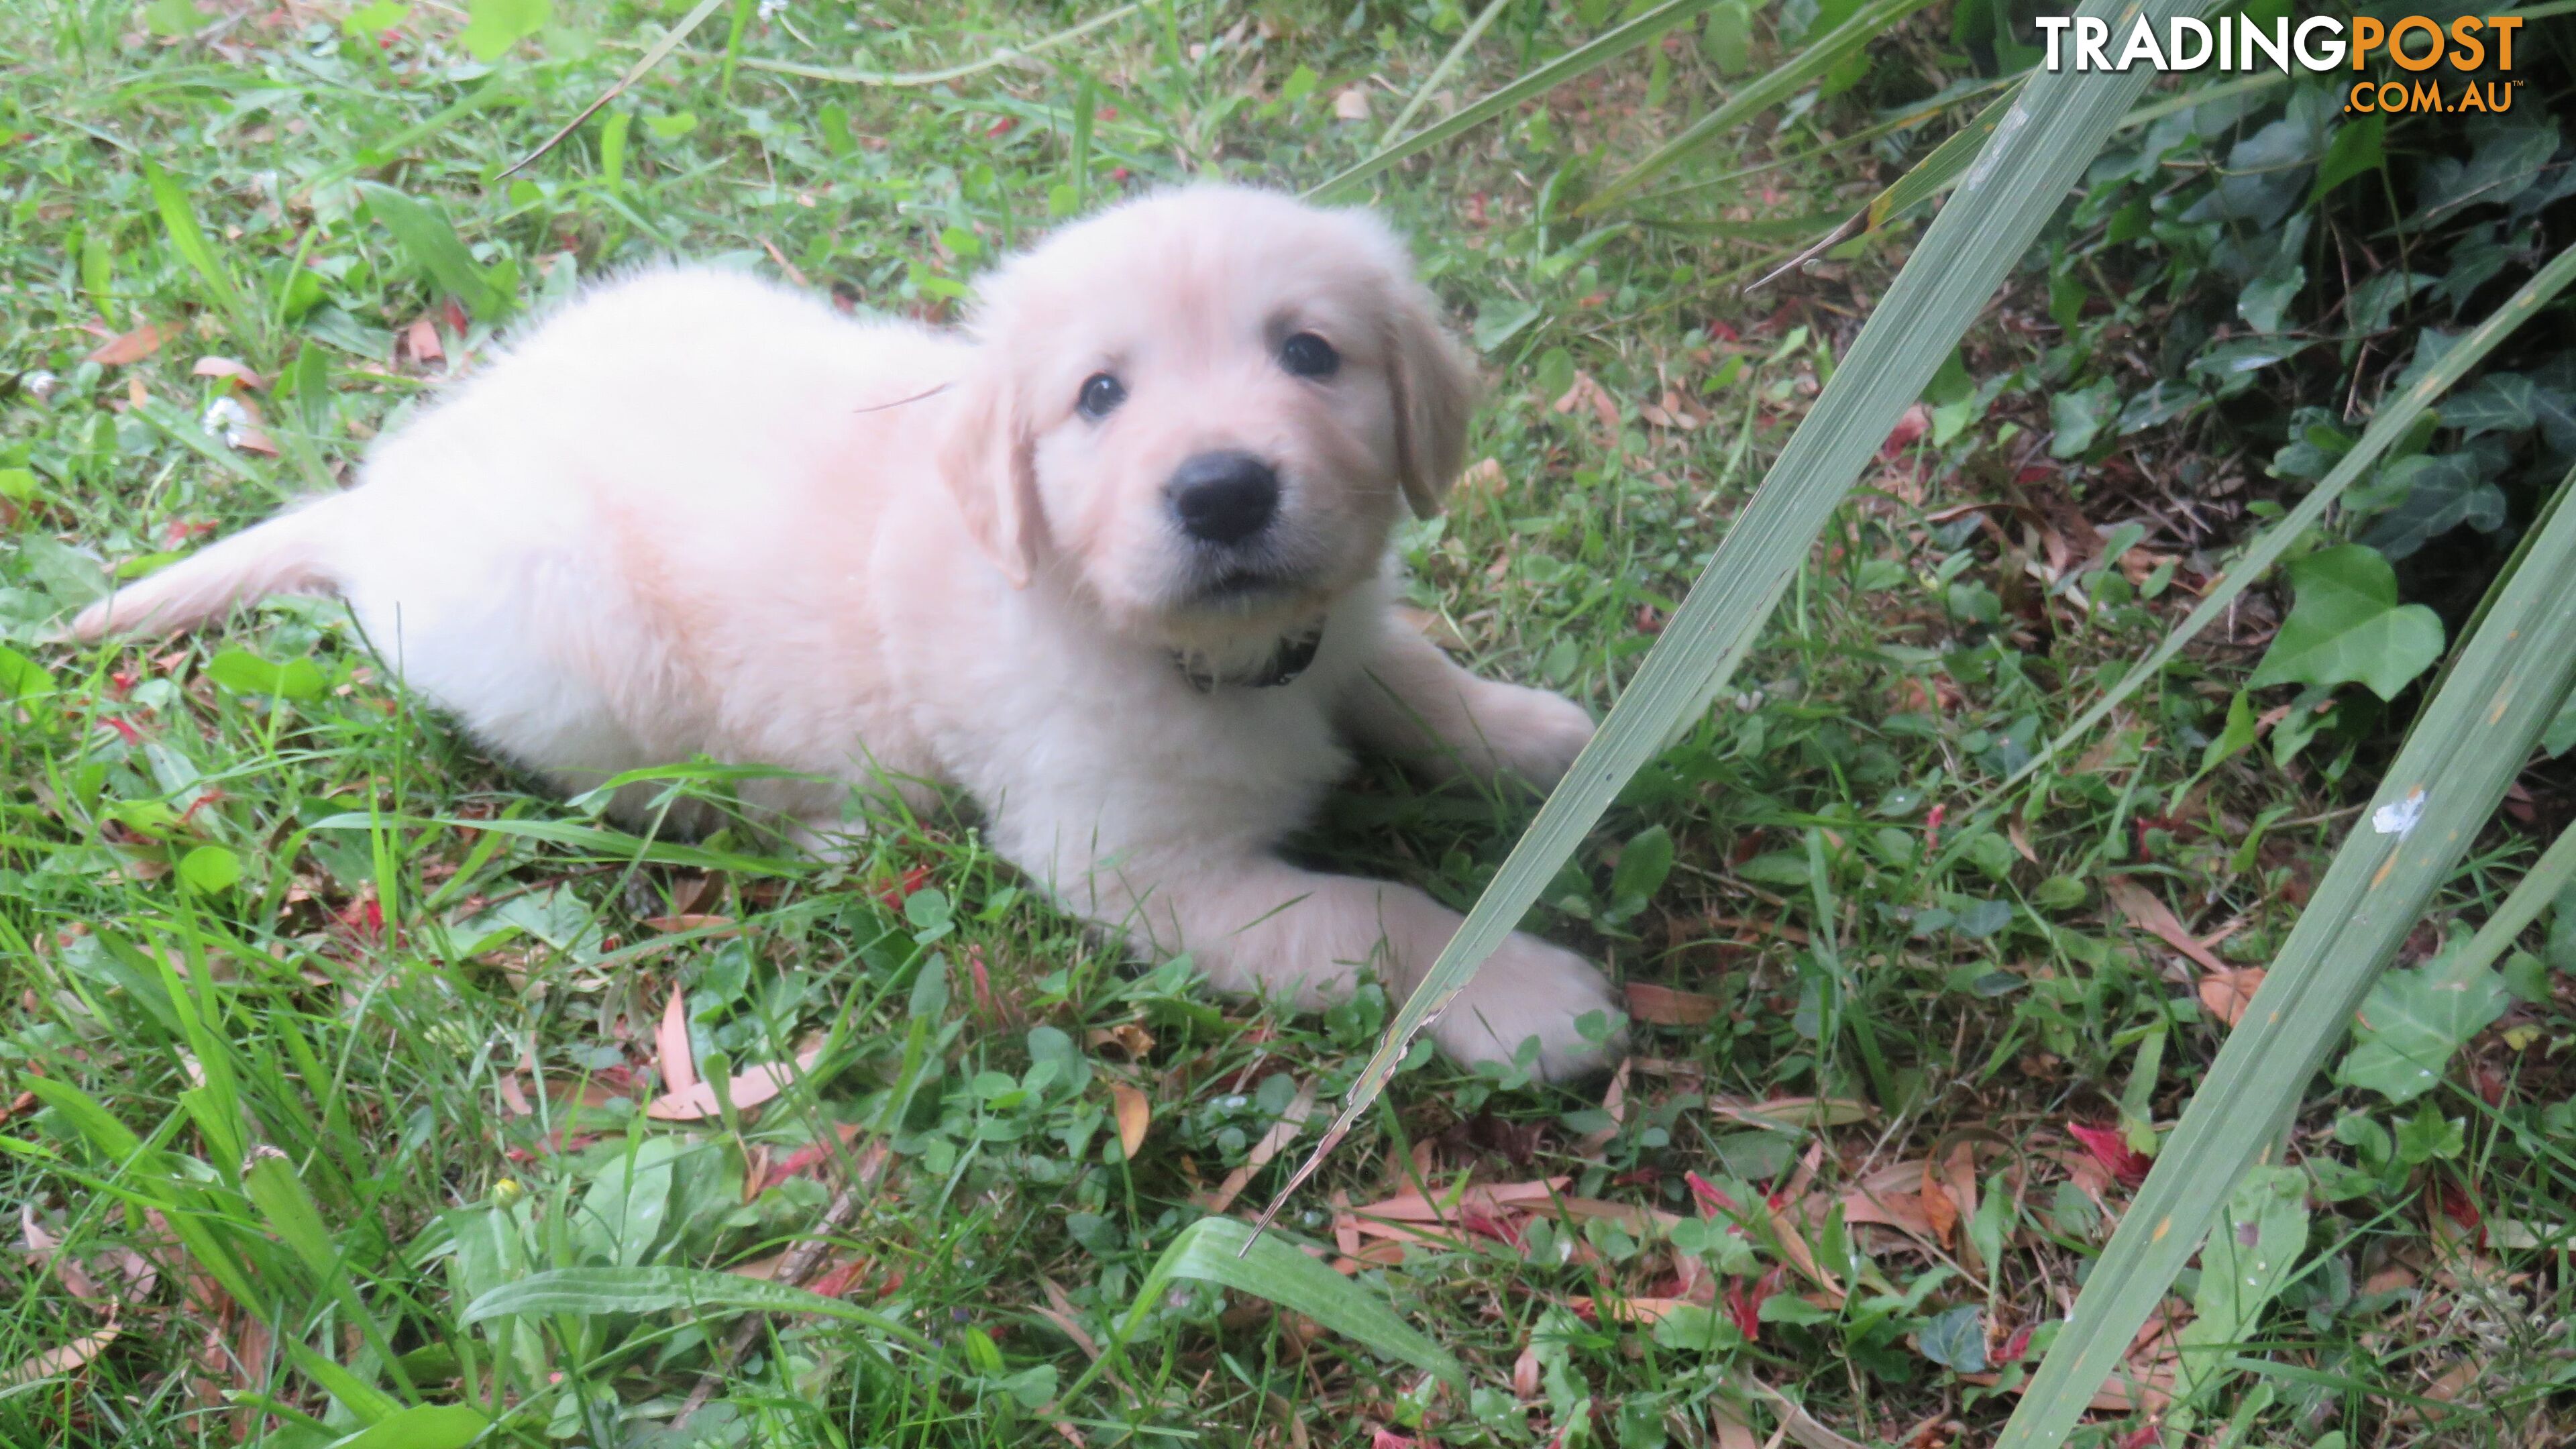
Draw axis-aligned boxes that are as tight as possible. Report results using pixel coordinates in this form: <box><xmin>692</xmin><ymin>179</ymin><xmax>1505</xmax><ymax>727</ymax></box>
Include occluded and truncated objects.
<box><xmin>1429</xmin><ymin>932</ymin><xmax>1624</xmax><ymax>1083</ymax></box>
<box><xmin>1472</xmin><ymin>682</ymin><xmax>1595</xmax><ymax>789</ymax></box>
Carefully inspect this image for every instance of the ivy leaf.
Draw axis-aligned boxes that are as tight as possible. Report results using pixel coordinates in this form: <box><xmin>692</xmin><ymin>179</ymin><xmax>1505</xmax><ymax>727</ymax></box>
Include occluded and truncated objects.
<box><xmin>1609</xmin><ymin>824</ymin><xmax>1676</xmax><ymax>914</ymax></box>
<box><xmin>2440</xmin><ymin>373</ymin><xmax>2538</xmax><ymax>439</ymax></box>
<box><xmin>1917</xmin><ymin>1304</ymin><xmax>1987</xmax><ymax>1373</ymax></box>
<box><xmin>2339</xmin><ymin>928</ymin><xmax>2510</xmax><ymax>1104</ymax></box>
<box><xmin>458</xmin><ymin>0</ymin><xmax>551</xmax><ymax>62</ymax></box>
<box><xmin>2249</xmin><ymin>545</ymin><xmax>2445</xmax><ymax>700</ymax></box>
<box><xmin>2237</xmin><ymin>264</ymin><xmax>2303</xmax><ymax>335</ymax></box>
<box><xmin>2360</xmin><ymin>453</ymin><xmax>2506</xmax><ymax>559</ymax></box>
<box><xmin>2418</xmin><ymin>124</ymin><xmax>2558</xmax><ymax>221</ymax></box>
<box><xmin>2311</xmin><ymin>112</ymin><xmax>2383</xmax><ymax>203</ymax></box>
<box><xmin>2049</xmin><ymin>379</ymin><xmax>2116</xmax><ymax>459</ymax></box>
<box><xmin>2170</xmin><ymin>1166</ymin><xmax>2308</xmax><ymax>1430</ymax></box>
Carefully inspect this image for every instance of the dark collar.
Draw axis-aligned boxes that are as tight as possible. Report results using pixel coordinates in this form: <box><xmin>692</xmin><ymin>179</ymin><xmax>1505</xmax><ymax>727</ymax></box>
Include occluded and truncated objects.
<box><xmin>1173</xmin><ymin>622</ymin><xmax>1324</xmax><ymax>694</ymax></box>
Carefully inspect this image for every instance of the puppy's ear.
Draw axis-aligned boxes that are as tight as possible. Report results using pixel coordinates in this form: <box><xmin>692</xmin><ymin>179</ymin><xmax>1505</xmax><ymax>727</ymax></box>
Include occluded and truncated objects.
<box><xmin>938</xmin><ymin>360</ymin><xmax>1044</xmax><ymax>588</ymax></box>
<box><xmin>1383</xmin><ymin>286</ymin><xmax>1479</xmax><ymax>519</ymax></box>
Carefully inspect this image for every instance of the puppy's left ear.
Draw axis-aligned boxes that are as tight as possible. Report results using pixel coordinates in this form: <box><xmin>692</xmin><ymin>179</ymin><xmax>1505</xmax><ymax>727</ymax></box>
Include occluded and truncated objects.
<box><xmin>938</xmin><ymin>357</ymin><xmax>1045</xmax><ymax>588</ymax></box>
<box><xmin>1384</xmin><ymin>285</ymin><xmax>1479</xmax><ymax>519</ymax></box>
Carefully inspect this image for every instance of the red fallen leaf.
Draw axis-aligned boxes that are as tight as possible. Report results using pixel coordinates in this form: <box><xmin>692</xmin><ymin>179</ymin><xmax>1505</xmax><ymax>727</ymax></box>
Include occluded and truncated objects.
<box><xmin>808</xmin><ymin>1256</ymin><xmax>869</xmax><ymax>1299</ymax></box>
<box><xmin>1925</xmin><ymin>802</ymin><xmax>1945</xmax><ymax>850</ymax></box>
<box><xmin>1458</xmin><ymin>1203</ymin><xmax>1524</xmax><ymax>1248</ymax></box>
<box><xmin>2065</xmin><ymin>1122</ymin><xmax>2149</xmax><ymax>1188</ymax></box>
<box><xmin>754</xmin><ymin>1122</ymin><xmax>865</xmax><ymax>1196</ymax></box>
<box><xmin>86</xmin><ymin>323</ymin><xmax>167</xmax><ymax>366</ymax></box>
<box><xmin>1707</xmin><ymin>319</ymin><xmax>1739</xmax><ymax>343</ymax></box>
<box><xmin>405</xmin><ymin>316</ymin><xmax>443</xmax><ymax>364</ymax></box>
<box><xmin>985</xmin><ymin>117</ymin><xmax>1016</xmax><ymax>138</ymax></box>
<box><xmin>1878</xmin><ymin>404</ymin><xmax>1929</xmax><ymax>461</ymax></box>
<box><xmin>102</xmin><ymin>715</ymin><xmax>142</xmax><ymax>747</ymax></box>
<box><xmin>1724</xmin><ymin>1277</ymin><xmax>1761</xmax><ymax>1340</ymax></box>
<box><xmin>875</xmin><ymin>863</ymin><xmax>930</xmax><ymax>909</ymax></box>
<box><xmin>966</xmin><ymin>945</ymin><xmax>997</xmax><ymax>1020</ymax></box>
<box><xmin>1109</xmin><ymin>166</ymin><xmax>1130</xmax><ymax>182</ymax></box>
<box><xmin>1685</xmin><ymin>1171</ymin><xmax>1739</xmax><ymax>1216</ymax></box>
<box><xmin>2014</xmin><ymin>464</ymin><xmax>2056</xmax><ymax>485</ymax></box>
<box><xmin>1997</xmin><ymin>1323</ymin><xmax>2033</xmax><ymax>1362</ymax></box>
<box><xmin>1371</xmin><ymin>1431</ymin><xmax>1419</xmax><ymax>1449</ymax></box>
<box><xmin>1096</xmin><ymin>105</ymin><xmax>1118</xmax><ymax>121</ymax></box>
<box><xmin>164</xmin><ymin>518</ymin><xmax>217</xmax><ymax>547</ymax></box>
<box><xmin>107</xmin><ymin>669</ymin><xmax>140</xmax><ymax>700</ymax></box>
<box><xmin>2114</xmin><ymin>1425</ymin><xmax>2163</xmax><ymax>1449</ymax></box>
<box><xmin>439</xmin><ymin>297</ymin><xmax>469</xmax><ymax>336</ymax></box>
<box><xmin>2434</xmin><ymin>1178</ymin><xmax>2483</xmax><ymax>1244</ymax></box>
<box><xmin>339</xmin><ymin>894</ymin><xmax>384</xmax><ymax>942</ymax></box>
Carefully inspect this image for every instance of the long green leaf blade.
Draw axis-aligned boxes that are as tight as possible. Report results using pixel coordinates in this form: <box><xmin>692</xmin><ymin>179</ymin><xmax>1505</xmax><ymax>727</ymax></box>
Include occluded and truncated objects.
<box><xmin>1997</xmin><ymin>461</ymin><xmax>2576</xmax><ymax>1446</ymax></box>
<box><xmin>462</xmin><ymin>1265</ymin><xmax>932</xmax><ymax>1348</ymax></box>
<box><xmin>1305</xmin><ymin>0</ymin><xmax>1713</xmax><ymax>204</ymax></box>
<box><xmin>1079</xmin><ymin>1216</ymin><xmax>1464</xmax><ymax>1400</ymax></box>
<box><xmin>1260</xmin><ymin>0</ymin><xmax>2210</xmax><ymax>1232</ymax></box>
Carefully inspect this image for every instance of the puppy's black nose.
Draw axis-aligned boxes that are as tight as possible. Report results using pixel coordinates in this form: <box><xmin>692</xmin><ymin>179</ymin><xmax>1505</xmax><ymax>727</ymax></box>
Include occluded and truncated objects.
<box><xmin>1167</xmin><ymin>451</ymin><xmax>1279</xmax><ymax>545</ymax></box>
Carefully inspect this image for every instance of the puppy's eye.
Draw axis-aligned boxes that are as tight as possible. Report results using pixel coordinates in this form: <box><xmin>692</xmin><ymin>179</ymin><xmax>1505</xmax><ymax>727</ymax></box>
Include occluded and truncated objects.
<box><xmin>1077</xmin><ymin>372</ymin><xmax>1126</xmax><ymax>420</ymax></box>
<box><xmin>1279</xmin><ymin>332</ymin><xmax>1340</xmax><ymax>379</ymax></box>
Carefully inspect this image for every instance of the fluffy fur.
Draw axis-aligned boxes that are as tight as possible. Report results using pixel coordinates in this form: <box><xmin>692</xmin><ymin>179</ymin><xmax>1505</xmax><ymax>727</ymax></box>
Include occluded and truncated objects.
<box><xmin>73</xmin><ymin>185</ymin><xmax>1623</xmax><ymax>1077</ymax></box>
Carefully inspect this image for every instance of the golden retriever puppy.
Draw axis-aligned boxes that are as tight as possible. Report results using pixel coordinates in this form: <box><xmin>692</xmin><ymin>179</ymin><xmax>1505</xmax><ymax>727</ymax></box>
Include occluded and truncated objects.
<box><xmin>72</xmin><ymin>185</ymin><xmax>1623</xmax><ymax>1078</ymax></box>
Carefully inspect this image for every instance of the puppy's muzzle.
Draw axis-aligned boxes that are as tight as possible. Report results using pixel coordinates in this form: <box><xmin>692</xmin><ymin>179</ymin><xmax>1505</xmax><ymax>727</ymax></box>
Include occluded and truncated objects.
<box><xmin>1168</xmin><ymin>451</ymin><xmax>1279</xmax><ymax>547</ymax></box>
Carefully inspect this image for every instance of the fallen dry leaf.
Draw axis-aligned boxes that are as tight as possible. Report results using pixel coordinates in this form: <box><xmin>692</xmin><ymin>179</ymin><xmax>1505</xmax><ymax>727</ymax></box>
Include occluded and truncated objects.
<box><xmin>1110</xmin><ymin>1082</ymin><xmax>1151</xmax><ymax>1161</ymax></box>
<box><xmin>645</xmin><ymin>1046</ymin><xmax>822</xmax><ymax>1120</ymax></box>
<box><xmin>86</xmin><ymin>323</ymin><xmax>166</xmax><ymax>366</ymax></box>
<box><xmin>191</xmin><ymin>356</ymin><xmax>268</xmax><ymax>390</ymax></box>
<box><xmin>643</xmin><ymin>914</ymin><xmax>735</xmax><ymax>934</ymax></box>
<box><xmin>1332</xmin><ymin>86</ymin><xmax>1371</xmax><ymax>121</ymax></box>
<box><xmin>2104</xmin><ymin>876</ymin><xmax>2231</xmax><ymax>975</ymax></box>
<box><xmin>1711</xmin><ymin>1095</ymin><xmax>1872</xmax><ymax>1130</ymax></box>
<box><xmin>7</xmin><ymin>1326</ymin><xmax>118</xmax><ymax>1387</ymax></box>
<box><xmin>657</xmin><ymin>984</ymin><xmax>697</xmax><ymax>1096</ymax></box>
<box><xmin>405</xmin><ymin>315</ymin><xmax>444</xmax><ymax>364</ymax></box>
<box><xmin>1568</xmin><ymin>1294</ymin><xmax>1692</xmax><ymax>1324</ymax></box>
<box><xmin>1625</xmin><ymin>982</ymin><xmax>1721</xmax><ymax>1025</ymax></box>
<box><xmin>1921</xmin><ymin>1161</ymin><xmax>1960</xmax><ymax>1248</ymax></box>
<box><xmin>1552</xmin><ymin>370</ymin><xmax>1621</xmax><ymax>432</ymax></box>
<box><xmin>2198</xmin><ymin>965</ymin><xmax>2266</xmax><ymax>1027</ymax></box>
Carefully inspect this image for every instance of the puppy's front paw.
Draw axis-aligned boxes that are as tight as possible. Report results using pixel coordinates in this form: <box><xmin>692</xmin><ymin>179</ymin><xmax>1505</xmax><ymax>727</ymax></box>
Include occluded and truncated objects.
<box><xmin>1429</xmin><ymin>932</ymin><xmax>1623</xmax><ymax>1083</ymax></box>
<box><xmin>1474</xmin><ymin>682</ymin><xmax>1595</xmax><ymax>789</ymax></box>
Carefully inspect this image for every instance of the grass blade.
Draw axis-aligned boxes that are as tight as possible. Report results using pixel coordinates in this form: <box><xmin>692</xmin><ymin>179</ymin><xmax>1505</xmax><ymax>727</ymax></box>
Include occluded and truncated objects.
<box><xmin>1260</xmin><ymin>0</ymin><xmax>2212</xmax><ymax>1235</ymax></box>
<box><xmin>1995</xmin><ymin>460</ymin><xmax>2576</xmax><ymax>1448</ymax></box>
<box><xmin>1584</xmin><ymin>0</ymin><xmax>1938</xmax><ymax>214</ymax></box>
<box><xmin>318</xmin><ymin>1403</ymin><xmax>489</xmax><ymax>1449</ymax></box>
<box><xmin>1864</xmin><ymin>83</ymin><xmax>2021</xmax><ymax>229</ymax></box>
<box><xmin>354</xmin><ymin>182</ymin><xmax>506</xmax><ymax>322</ymax></box>
<box><xmin>503</xmin><ymin>0</ymin><xmax>731</xmax><ymax>177</ymax></box>
<box><xmin>144</xmin><ymin>160</ymin><xmax>256</xmax><ymax>345</ymax></box>
<box><xmin>710</xmin><ymin>3</ymin><xmax>1150</xmax><ymax>87</ymax></box>
<box><xmin>1379</xmin><ymin>0</ymin><xmax>1511</xmax><ymax>143</ymax></box>
<box><xmin>1304</xmin><ymin>0</ymin><xmax>1715</xmax><ymax>205</ymax></box>
<box><xmin>1990</xmin><ymin>241</ymin><xmax>2576</xmax><ymax>799</ymax></box>
<box><xmin>1073</xmin><ymin>1216</ymin><xmax>1464</xmax><ymax>1403</ymax></box>
<box><xmin>462</xmin><ymin>1265</ymin><xmax>932</xmax><ymax>1349</ymax></box>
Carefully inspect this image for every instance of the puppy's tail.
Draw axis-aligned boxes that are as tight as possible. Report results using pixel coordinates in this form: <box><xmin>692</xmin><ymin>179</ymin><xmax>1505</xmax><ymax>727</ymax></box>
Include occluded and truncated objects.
<box><xmin>68</xmin><ymin>498</ymin><xmax>345</xmax><ymax>641</ymax></box>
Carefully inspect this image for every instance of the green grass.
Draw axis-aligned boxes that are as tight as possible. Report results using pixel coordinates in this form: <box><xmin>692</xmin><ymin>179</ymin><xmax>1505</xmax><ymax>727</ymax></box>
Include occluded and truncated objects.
<box><xmin>3</xmin><ymin>3</ymin><xmax>2573</xmax><ymax>1447</ymax></box>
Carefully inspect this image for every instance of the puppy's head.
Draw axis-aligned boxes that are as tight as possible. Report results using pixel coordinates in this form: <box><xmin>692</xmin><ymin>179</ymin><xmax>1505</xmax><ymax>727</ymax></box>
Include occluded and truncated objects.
<box><xmin>939</xmin><ymin>185</ymin><xmax>1474</xmax><ymax>647</ymax></box>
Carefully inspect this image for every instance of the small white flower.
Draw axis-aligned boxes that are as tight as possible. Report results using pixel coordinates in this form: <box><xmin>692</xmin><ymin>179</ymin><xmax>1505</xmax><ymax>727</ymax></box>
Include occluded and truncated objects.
<box><xmin>20</xmin><ymin>370</ymin><xmax>59</xmax><ymax>402</ymax></box>
<box><xmin>2372</xmin><ymin>787</ymin><xmax>2426</xmax><ymax>839</ymax></box>
<box><xmin>757</xmin><ymin>0</ymin><xmax>788</xmax><ymax>18</ymax></box>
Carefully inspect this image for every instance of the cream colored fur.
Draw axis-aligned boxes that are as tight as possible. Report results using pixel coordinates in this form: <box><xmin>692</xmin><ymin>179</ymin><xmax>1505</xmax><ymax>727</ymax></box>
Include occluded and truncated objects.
<box><xmin>72</xmin><ymin>185</ymin><xmax>1621</xmax><ymax>1078</ymax></box>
